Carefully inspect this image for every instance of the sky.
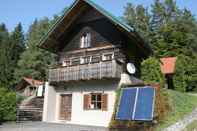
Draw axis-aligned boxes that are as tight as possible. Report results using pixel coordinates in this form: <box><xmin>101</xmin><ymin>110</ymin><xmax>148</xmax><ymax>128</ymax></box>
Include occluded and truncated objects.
<box><xmin>0</xmin><ymin>0</ymin><xmax>197</xmax><ymax>32</ymax></box>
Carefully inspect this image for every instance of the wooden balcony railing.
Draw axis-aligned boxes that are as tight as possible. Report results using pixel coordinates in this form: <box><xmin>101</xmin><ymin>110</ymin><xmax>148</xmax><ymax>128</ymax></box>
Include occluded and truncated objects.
<box><xmin>49</xmin><ymin>60</ymin><xmax>122</xmax><ymax>82</ymax></box>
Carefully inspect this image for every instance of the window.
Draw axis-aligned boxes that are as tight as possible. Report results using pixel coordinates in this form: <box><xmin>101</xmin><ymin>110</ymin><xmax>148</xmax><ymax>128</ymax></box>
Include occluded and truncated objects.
<box><xmin>80</xmin><ymin>33</ymin><xmax>91</xmax><ymax>48</ymax></box>
<box><xmin>91</xmin><ymin>55</ymin><xmax>100</xmax><ymax>63</ymax></box>
<box><xmin>71</xmin><ymin>58</ymin><xmax>80</xmax><ymax>66</ymax></box>
<box><xmin>80</xmin><ymin>56</ymin><xmax>91</xmax><ymax>64</ymax></box>
<box><xmin>83</xmin><ymin>93</ymin><xmax>108</xmax><ymax>111</ymax></box>
<box><xmin>91</xmin><ymin>93</ymin><xmax>102</xmax><ymax>110</ymax></box>
<box><xmin>102</xmin><ymin>53</ymin><xmax>114</xmax><ymax>61</ymax></box>
<box><xmin>62</xmin><ymin>60</ymin><xmax>70</xmax><ymax>67</ymax></box>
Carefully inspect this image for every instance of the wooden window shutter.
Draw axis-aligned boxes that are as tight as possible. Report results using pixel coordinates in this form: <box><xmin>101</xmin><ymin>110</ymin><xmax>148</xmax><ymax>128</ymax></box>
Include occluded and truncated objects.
<box><xmin>84</xmin><ymin>94</ymin><xmax>90</xmax><ymax>110</ymax></box>
<box><xmin>101</xmin><ymin>94</ymin><xmax>108</xmax><ymax>111</ymax></box>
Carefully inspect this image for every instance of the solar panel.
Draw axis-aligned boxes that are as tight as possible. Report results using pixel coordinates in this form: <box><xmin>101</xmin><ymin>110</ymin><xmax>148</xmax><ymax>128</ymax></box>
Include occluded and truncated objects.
<box><xmin>134</xmin><ymin>87</ymin><xmax>155</xmax><ymax>121</ymax></box>
<box><xmin>115</xmin><ymin>87</ymin><xmax>155</xmax><ymax>121</ymax></box>
<box><xmin>116</xmin><ymin>88</ymin><xmax>137</xmax><ymax>120</ymax></box>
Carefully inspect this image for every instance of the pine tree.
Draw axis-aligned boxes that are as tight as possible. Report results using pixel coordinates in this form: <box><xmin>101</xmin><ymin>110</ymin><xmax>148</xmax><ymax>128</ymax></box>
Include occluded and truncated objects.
<box><xmin>135</xmin><ymin>5</ymin><xmax>151</xmax><ymax>41</ymax></box>
<box><xmin>15</xmin><ymin>18</ymin><xmax>55</xmax><ymax>82</ymax></box>
<box><xmin>164</xmin><ymin>0</ymin><xmax>178</xmax><ymax>23</ymax></box>
<box><xmin>123</xmin><ymin>3</ymin><xmax>151</xmax><ymax>41</ymax></box>
<box><xmin>0</xmin><ymin>24</ymin><xmax>12</xmax><ymax>88</ymax></box>
<box><xmin>123</xmin><ymin>3</ymin><xmax>136</xmax><ymax>27</ymax></box>
<box><xmin>10</xmin><ymin>23</ymin><xmax>25</xmax><ymax>62</ymax></box>
<box><xmin>150</xmin><ymin>0</ymin><xmax>165</xmax><ymax>32</ymax></box>
<box><xmin>8</xmin><ymin>23</ymin><xmax>25</xmax><ymax>86</ymax></box>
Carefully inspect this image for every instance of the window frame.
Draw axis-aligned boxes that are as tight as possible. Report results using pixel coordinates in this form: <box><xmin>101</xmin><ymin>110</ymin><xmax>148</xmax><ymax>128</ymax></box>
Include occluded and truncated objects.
<box><xmin>80</xmin><ymin>56</ymin><xmax>91</xmax><ymax>65</ymax></box>
<box><xmin>80</xmin><ymin>33</ymin><xmax>91</xmax><ymax>48</ymax></box>
<box><xmin>62</xmin><ymin>60</ymin><xmax>70</xmax><ymax>67</ymax></box>
<box><xmin>102</xmin><ymin>52</ymin><xmax>114</xmax><ymax>61</ymax></box>
<box><xmin>90</xmin><ymin>93</ymin><xmax>102</xmax><ymax>110</ymax></box>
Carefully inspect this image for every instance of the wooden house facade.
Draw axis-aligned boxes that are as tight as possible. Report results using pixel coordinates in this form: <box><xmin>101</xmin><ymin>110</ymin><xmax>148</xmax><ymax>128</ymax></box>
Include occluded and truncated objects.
<box><xmin>39</xmin><ymin>0</ymin><xmax>152</xmax><ymax>127</ymax></box>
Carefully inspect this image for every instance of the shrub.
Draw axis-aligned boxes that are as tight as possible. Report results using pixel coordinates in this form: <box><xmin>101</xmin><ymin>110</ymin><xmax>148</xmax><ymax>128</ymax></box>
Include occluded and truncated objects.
<box><xmin>141</xmin><ymin>57</ymin><xmax>165</xmax><ymax>87</ymax></box>
<box><xmin>174</xmin><ymin>55</ymin><xmax>197</xmax><ymax>92</ymax></box>
<box><xmin>0</xmin><ymin>87</ymin><xmax>16</xmax><ymax>122</ymax></box>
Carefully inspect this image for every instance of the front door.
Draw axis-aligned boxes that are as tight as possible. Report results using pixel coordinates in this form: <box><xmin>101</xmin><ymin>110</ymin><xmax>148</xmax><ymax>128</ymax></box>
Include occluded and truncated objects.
<box><xmin>59</xmin><ymin>94</ymin><xmax>72</xmax><ymax>121</ymax></box>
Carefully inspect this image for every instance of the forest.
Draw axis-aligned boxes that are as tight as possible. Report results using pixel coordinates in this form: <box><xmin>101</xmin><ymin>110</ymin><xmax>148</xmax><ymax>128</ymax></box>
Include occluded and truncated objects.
<box><xmin>0</xmin><ymin>0</ymin><xmax>197</xmax><ymax>121</ymax></box>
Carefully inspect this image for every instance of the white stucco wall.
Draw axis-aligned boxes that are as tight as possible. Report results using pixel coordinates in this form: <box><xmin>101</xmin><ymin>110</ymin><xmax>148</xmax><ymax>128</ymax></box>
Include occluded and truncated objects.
<box><xmin>42</xmin><ymin>82</ymin><xmax>57</xmax><ymax>122</ymax></box>
<box><xmin>43</xmin><ymin>80</ymin><xmax>119</xmax><ymax>127</ymax></box>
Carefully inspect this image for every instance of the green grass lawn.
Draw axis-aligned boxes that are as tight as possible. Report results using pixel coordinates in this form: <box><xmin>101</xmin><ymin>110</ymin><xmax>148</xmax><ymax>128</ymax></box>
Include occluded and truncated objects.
<box><xmin>183</xmin><ymin>120</ymin><xmax>197</xmax><ymax>131</ymax></box>
<box><xmin>155</xmin><ymin>90</ymin><xmax>197</xmax><ymax>131</ymax></box>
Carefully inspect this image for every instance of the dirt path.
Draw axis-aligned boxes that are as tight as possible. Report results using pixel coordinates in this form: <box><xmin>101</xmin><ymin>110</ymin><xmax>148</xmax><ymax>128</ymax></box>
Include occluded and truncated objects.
<box><xmin>162</xmin><ymin>107</ymin><xmax>197</xmax><ymax>131</ymax></box>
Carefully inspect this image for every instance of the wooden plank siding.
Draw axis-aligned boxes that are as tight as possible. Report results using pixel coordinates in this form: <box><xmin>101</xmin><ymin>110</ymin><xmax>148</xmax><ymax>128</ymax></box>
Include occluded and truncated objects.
<box><xmin>49</xmin><ymin>60</ymin><xmax>122</xmax><ymax>82</ymax></box>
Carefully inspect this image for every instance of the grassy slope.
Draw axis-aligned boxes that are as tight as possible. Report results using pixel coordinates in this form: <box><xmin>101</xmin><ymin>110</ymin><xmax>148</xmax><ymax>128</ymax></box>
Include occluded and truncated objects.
<box><xmin>156</xmin><ymin>90</ymin><xmax>197</xmax><ymax>131</ymax></box>
<box><xmin>183</xmin><ymin>120</ymin><xmax>197</xmax><ymax>131</ymax></box>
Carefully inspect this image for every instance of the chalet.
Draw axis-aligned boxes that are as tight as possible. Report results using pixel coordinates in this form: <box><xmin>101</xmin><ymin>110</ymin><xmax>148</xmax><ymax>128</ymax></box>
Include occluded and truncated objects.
<box><xmin>39</xmin><ymin>0</ymin><xmax>152</xmax><ymax>127</ymax></box>
<box><xmin>16</xmin><ymin>77</ymin><xmax>44</xmax><ymax>121</ymax></box>
<box><xmin>16</xmin><ymin>77</ymin><xmax>44</xmax><ymax>97</ymax></box>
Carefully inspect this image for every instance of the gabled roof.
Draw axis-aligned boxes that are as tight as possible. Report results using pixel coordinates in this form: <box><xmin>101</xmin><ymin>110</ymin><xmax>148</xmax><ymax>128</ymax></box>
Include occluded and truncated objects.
<box><xmin>38</xmin><ymin>0</ymin><xmax>152</xmax><ymax>56</ymax></box>
<box><xmin>160</xmin><ymin>57</ymin><xmax>177</xmax><ymax>74</ymax></box>
<box><xmin>23</xmin><ymin>77</ymin><xmax>44</xmax><ymax>87</ymax></box>
<box><xmin>16</xmin><ymin>77</ymin><xmax>44</xmax><ymax>91</ymax></box>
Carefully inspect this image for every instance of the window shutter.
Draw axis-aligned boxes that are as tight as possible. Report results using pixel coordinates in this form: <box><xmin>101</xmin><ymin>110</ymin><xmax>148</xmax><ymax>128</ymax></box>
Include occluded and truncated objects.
<box><xmin>80</xmin><ymin>36</ymin><xmax>85</xmax><ymax>48</ymax></box>
<box><xmin>101</xmin><ymin>94</ymin><xmax>108</xmax><ymax>111</ymax></box>
<box><xmin>84</xmin><ymin>94</ymin><xmax>90</xmax><ymax>110</ymax></box>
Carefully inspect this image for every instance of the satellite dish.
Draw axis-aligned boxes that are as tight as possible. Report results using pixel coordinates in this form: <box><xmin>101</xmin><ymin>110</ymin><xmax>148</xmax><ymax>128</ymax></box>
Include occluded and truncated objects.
<box><xmin>127</xmin><ymin>63</ymin><xmax>136</xmax><ymax>74</ymax></box>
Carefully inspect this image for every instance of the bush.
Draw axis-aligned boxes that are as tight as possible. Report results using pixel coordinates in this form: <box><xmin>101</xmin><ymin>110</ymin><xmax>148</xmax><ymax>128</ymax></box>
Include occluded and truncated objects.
<box><xmin>174</xmin><ymin>55</ymin><xmax>197</xmax><ymax>92</ymax></box>
<box><xmin>141</xmin><ymin>57</ymin><xmax>165</xmax><ymax>87</ymax></box>
<box><xmin>0</xmin><ymin>87</ymin><xmax>16</xmax><ymax>122</ymax></box>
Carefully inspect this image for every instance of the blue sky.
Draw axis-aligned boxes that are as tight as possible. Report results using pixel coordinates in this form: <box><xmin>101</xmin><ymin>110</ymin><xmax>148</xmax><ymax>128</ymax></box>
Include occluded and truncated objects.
<box><xmin>0</xmin><ymin>0</ymin><xmax>196</xmax><ymax>32</ymax></box>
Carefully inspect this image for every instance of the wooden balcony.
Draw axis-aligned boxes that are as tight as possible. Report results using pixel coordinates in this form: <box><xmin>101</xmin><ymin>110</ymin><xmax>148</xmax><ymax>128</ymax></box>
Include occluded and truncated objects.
<box><xmin>49</xmin><ymin>60</ymin><xmax>122</xmax><ymax>82</ymax></box>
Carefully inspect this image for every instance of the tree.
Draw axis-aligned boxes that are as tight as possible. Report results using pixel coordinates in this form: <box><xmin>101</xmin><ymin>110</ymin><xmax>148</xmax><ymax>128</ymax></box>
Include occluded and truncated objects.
<box><xmin>8</xmin><ymin>23</ymin><xmax>25</xmax><ymax>86</ymax></box>
<box><xmin>15</xmin><ymin>18</ymin><xmax>55</xmax><ymax>82</ymax></box>
<box><xmin>164</xmin><ymin>0</ymin><xmax>178</xmax><ymax>23</ymax></box>
<box><xmin>0</xmin><ymin>24</ymin><xmax>12</xmax><ymax>88</ymax></box>
<box><xmin>123</xmin><ymin>3</ymin><xmax>151</xmax><ymax>41</ymax></box>
<box><xmin>150</xmin><ymin>0</ymin><xmax>165</xmax><ymax>32</ymax></box>
<box><xmin>123</xmin><ymin>3</ymin><xmax>136</xmax><ymax>28</ymax></box>
<box><xmin>10</xmin><ymin>23</ymin><xmax>25</xmax><ymax>63</ymax></box>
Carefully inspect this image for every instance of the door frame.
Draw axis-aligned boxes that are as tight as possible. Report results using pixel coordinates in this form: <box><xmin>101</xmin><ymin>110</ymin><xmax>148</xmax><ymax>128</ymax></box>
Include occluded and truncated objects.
<box><xmin>59</xmin><ymin>93</ymin><xmax>72</xmax><ymax>121</ymax></box>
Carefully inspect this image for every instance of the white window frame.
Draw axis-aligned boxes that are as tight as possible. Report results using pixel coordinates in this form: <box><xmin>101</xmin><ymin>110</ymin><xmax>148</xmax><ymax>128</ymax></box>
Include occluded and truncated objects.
<box><xmin>80</xmin><ymin>33</ymin><xmax>91</xmax><ymax>48</ymax></box>
<box><xmin>80</xmin><ymin>56</ymin><xmax>91</xmax><ymax>64</ymax></box>
<box><xmin>102</xmin><ymin>52</ymin><xmax>114</xmax><ymax>61</ymax></box>
<box><xmin>62</xmin><ymin>60</ymin><xmax>70</xmax><ymax>67</ymax></box>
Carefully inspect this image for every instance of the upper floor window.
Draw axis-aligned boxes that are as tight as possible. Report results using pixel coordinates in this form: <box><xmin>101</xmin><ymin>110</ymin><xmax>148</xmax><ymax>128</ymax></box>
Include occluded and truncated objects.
<box><xmin>80</xmin><ymin>56</ymin><xmax>91</xmax><ymax>64</ymax></box>
<box><xmin>62</xmin><ymin>60</ymin><xmax>70</xmax><ymax>67</ymax></box>
<box><xmin>102</xmin><ymin>53</ymin><xmax>114</xmax><ymax>61</ymax></box>
<box><xmin>71</xmin><ymin>58</ymin><xmax>80</xmax><ymax>66</ymax></box>
<box><xmin>80</xmin><ymin>33</ymin><xmax>91</xmax><ymax>48</ymax></box>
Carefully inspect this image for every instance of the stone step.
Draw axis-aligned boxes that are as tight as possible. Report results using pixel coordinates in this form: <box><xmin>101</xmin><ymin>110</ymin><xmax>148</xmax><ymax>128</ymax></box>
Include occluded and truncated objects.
<box><xmin>17</xmin><ymin>97</ymin><xmax>44</xmax><ymax>122</ymax></box>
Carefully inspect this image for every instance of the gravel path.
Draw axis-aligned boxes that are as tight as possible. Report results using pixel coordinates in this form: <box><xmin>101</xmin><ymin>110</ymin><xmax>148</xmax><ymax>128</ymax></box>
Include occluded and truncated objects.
<box><xmin>0</xmin><ymin>122</ymin><xmax>108</xmax><ymax>131</ymax></box>
<box><xmin>162</xmin><ymin>107</ymin><xmax>197</xmax><ymax>131</ymax></box>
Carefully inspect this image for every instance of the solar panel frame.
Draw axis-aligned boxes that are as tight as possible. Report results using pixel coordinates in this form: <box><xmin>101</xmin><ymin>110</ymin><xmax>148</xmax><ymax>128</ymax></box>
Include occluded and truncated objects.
<box><xmin>133</xmin><ymin>87</ymin><xmax>156</xmax><ymax>121</ymax></box>
<box><xmin>116</xmin><ymin>88</ymin><xmax>137</xmax><ymax>120</ymax></box>
<box><xmin>115</xmin><ymin>86</ymin><xmax>156</xmax><ymax>121</ymax></box>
